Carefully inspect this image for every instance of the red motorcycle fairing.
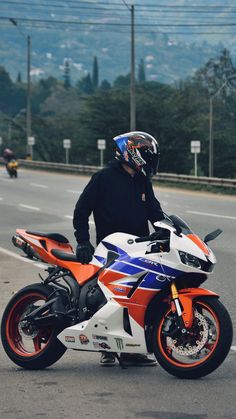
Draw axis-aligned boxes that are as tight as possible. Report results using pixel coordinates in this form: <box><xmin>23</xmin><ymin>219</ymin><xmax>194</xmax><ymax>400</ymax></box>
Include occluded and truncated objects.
<box><xmin>176</xmin><ymin>288</ymin><xmax>219</xmax><ymax>328</ymax></box>
<box><xmin>16</xmin><ymin>229</ymin><xmax>100</xmax><ymax>285</ymax></box>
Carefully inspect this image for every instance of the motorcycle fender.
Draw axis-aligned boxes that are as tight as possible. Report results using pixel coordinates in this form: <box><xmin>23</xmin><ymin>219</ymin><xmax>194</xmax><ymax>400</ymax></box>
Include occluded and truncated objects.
<box><xmin>177</xmin><ymin>288</ymin><xmax>219</xmax><ymax>329</ymax></box>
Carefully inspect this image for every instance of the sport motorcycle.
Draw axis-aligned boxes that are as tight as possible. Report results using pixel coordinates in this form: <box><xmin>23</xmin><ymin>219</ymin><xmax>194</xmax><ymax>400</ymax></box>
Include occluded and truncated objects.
<box><xmin>6</xmin><ymin>159</ymin><xmax>18</xmax><ymax>178</ymax></box>
<box><xmin>1</xmin><ymin>215</ymin><xmax>233</xmax><ymax>379</ymax></box>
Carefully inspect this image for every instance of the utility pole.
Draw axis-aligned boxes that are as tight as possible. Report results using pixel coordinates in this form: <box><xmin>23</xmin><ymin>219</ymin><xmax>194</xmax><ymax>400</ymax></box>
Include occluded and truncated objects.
<box><xmin>209</xmin><ymin>96</ymin><xmax>213</xmax><ymax>177</ymax></box>
<box><xmin>121</xmin><ymin>1</ymin><xmax>136</xmax><ymax>131</ymax></box>
<box><xmin>9</xmin><ymin>19</ymin><xmax>31</xmax><ymax>154</ymax></box>
<box><xmin>130</xmin><ymin>4</ymin><xmax>136</xmax><ymax>131</ymax></box>
<box><xmin>27</xmin><ymin>35</ymin><xmax>31</xmax><ymax>143</ymax></box>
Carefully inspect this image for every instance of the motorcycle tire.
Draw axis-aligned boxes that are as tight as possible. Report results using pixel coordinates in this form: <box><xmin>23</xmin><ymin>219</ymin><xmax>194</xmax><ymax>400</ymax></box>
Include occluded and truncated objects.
<box><xmin>1</xmin><ymin>283</ymin><xmax>67</xmax><ymax>370</ymax></box>
<box><xmin>153</xmin><ymin>297</ymin><xmax>233</xmax><ymax>379</ymax></box>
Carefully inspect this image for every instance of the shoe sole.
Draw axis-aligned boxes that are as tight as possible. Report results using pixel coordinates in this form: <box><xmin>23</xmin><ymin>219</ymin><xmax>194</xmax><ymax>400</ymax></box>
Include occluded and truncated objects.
<box><xmin>122</xmin><ymin>362</ymin><xmax>157</xmax><ymax>367</ymax></box>
<box><xmin>100</xmin><ymin>363</ymin><xmax>116</xmax><ymax>367</ymax></box>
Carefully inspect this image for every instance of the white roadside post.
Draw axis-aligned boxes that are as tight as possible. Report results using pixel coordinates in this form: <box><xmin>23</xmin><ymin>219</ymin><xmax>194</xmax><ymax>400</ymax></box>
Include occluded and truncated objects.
<box><xmin>97</xmin><ymin>139</ymin><xmax>106</xmax><ymax>167</ymax></box>
<box><xmin>63</xmin><ymin>139</ymin><xmax>71</xmax><ymax>164</ymax></box>
<box><xmin>191</xmin><ymin>140</ymin><xmax>201</xmax><ymax>177</ymax></box>
<box><xmin>27</xmin><ymin>136</ymin><xmax>35</xmax><ymax>160</ymax></box>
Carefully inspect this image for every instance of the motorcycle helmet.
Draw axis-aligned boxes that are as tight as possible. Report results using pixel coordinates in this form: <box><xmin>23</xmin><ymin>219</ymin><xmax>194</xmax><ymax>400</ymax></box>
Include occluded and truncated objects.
<box><xmin>3</xmin><ymin>148</ymin><xmax>13</xmax><ymax>157</ymax></box>
<box><xmin>113</xmin><ymin>131</ymin><xmax>160</xmax><ymax>178</ymax></box>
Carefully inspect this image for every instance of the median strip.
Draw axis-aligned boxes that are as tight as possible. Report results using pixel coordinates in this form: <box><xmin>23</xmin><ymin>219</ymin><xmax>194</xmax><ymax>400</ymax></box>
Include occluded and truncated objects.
<box><xmin>67</xmin><ymin>189</ymin><xmax>82</xmax><ymax>194</ymax></box>
<box><xmin>0</xmin><ymin>246</ymin><xmax>45</xmax><ymax>269</ymax></box>
<box><xmin>187</xmin><ymin>210</ymin><xmax>236</xmax><ymax>220</ymax></box>
<box><xmin>31</xmin><ymin>183</ymin><xmax>48</xmax><ymax>189</ymax></box>
<box><xmin>19</xmin><ymin>204</ymin><xmax>41</xmax><ymax>211</ymax></box>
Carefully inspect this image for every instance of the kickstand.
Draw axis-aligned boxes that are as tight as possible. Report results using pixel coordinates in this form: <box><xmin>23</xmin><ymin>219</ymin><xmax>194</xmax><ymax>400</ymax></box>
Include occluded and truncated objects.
<box><xmin>115</xmin><ymin>353</ymin><xmax>127</xmax><ymax>369</ymax></box>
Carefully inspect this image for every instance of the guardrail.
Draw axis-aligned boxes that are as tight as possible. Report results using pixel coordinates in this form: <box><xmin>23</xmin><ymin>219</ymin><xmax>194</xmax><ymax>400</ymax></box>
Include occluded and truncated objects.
<box><xmin>1</xmin><ymin>158</ymin><xmax>236</xmax><ymax>188</ymax></box>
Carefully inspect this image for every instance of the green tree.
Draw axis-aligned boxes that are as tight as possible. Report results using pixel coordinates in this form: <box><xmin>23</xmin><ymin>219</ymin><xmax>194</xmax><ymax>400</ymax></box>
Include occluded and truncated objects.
<box><xmin>113</xmin><ymin>74</ymin><xmax>130</xmax><ymax>89</ymax></box>
<box><xmin>92</xmin><ymin>56</ymin><xmax>99</xmax><ymax>89</ymax></box>
<box><xmin>195</xmin><ymin>49</ymin><xmax>236</xmax><ymax>95</ymax></box>
<box><xmin>63</xmin><ymin>59</ymin><xmax>71</xmax><ymax>89</ymax></box>
<box><xmin>138</xmin><ymin>58</ymin><xmax>146</xmax><ymax>83</ymax></box>
<box><xmin>16</xmin><ymin>72</ymin><xmax>22</xmax><ymax>83</ymax></box>
<box><xmin>77</xmin><ymin>73</ymin><xmax>94</xmax><ymax>95</ymax></box>
<box><xmin>100</xmin><ymin>79</ymin><xmax>111</xmax><ymax>91</ymax></box>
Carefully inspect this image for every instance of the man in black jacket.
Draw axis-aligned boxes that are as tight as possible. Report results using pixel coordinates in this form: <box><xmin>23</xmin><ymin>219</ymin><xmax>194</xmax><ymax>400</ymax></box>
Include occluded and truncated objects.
<box><xmin>73</xmin><ymin>131</ymin><xmax>164</xmax><ymax>366</ymax></box>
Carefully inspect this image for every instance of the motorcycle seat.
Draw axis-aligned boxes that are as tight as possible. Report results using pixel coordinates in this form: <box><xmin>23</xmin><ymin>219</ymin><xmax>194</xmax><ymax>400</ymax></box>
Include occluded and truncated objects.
<box><xmin>26</xmin><ymin>231</ymin><xmax>69</xmax><ymax>244</ymax></box>
<box><xmin>51</xmin><ymin>248</ymin><xmax>78</xmax><ymax>262</ymax></box>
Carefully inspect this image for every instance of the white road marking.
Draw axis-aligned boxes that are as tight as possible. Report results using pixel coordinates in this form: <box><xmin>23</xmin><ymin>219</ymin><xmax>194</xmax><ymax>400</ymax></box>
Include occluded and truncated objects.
<box><xmin>34</xmin><ymin>262</ymin><xmax>47</xmax><ymax>269</ymax></box>
<box><xmin>0</xmin><ymin>246</ymin><xmax>45</xmax><ymax>269</ymax></box>
<box><xmin>187</xmin><ymin>210</ymin><xmax>236</xmax><ymax>221</ymax></box>
<box><xmin>31</xmin><ymin>183</ymin><xmax>48</xmax><ymax>189</ymax></box>
<box><xmin>64</xmin><ymin>215</ymin><xmax>95</xmax><ymax>225</ymax></box>
<box><xmin>19</xmin><ymin>204</ymin><xmax>41</xmax><ymax>211</ymax></box>
<box><xmin>67</xmin><ymin>190</ymin><xmax>82</xmax><ymax>194</ymax></box>
<box><xmin>0</xmin><ymin>197</ymin><xmax>3</xmax><ymax>200</ymax></box>
<box><xmin>231</xmin><ymin>346</ymin><xmax>236</xmax><ymax>352</ymax></box>
<box><xmin>1</xmin><ymin>178</ymin><xmax>13</xmax><ymax>182</ymax></box>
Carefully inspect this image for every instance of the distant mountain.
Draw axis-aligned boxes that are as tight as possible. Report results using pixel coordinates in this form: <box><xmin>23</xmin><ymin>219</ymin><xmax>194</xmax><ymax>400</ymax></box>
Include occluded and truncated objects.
<box><xmin>0</xmin><ymin>0</ymin><xmax>235</xmax><ymax>85</ymax></box>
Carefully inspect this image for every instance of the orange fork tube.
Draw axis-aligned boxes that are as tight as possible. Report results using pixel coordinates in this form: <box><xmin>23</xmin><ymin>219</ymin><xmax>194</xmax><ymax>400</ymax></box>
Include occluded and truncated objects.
<box><xmin>172</xmin><ymin>286</ymin><xmax>219</xmax><ymax>329</ymax></box>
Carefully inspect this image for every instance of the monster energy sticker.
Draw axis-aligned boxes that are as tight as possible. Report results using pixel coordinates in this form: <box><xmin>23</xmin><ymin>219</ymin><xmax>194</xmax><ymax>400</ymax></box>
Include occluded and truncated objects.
<box><xmin>115</xmin><ymin>337</ymin><xmax>124</xmax><ymax>351</ymax></box>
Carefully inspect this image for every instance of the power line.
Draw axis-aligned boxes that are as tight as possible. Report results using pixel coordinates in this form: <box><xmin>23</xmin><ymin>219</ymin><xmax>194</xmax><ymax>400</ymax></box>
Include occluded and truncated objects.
<box><xmin>2</xmin><ymin>15</ymin><xmax>236</xmax><ymax>27</ymax></box>
<box><xmin>4</xmin><ymin>1</ymin><xmax>236</xmax><ymax>11</ymax></box>
<box><xmin>120</xmin><ymin>0</ymin><xmax>131</xmax><ymax>11</ymax></box>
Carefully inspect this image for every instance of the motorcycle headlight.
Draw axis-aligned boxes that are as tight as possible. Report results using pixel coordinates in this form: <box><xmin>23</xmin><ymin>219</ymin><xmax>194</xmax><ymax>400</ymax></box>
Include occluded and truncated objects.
<box><xmin>178</xmin><ymin>251</ymin><xmax>201</xmax><ymax>269</ymax></box>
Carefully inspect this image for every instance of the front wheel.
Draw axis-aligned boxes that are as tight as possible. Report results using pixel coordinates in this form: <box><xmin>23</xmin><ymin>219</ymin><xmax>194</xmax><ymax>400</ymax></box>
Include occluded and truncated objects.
<box><xmin>1</xmin><ymin>283</ymin><xmax>67</xmax><ymax>369</ymax></box>
<box><xmin>153</xmin><ymin>297</ymin><xmax>233</xmax><ymax>379</ymax></box>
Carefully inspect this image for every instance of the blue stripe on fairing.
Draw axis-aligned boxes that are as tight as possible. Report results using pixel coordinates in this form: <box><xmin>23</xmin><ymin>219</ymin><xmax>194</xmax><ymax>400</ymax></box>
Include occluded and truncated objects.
<box><xmin>130</xmin><ymin>257</ymin><xmax>183</xmax><ymax>277</ymax></box>
<box><xmin>94</xmin><ymin>255</ymin><xmax>106</xmax><ymax>264</ymax></box>
<box><xmin>98</xmin><ymin>240</ymin><xmax>184</xmax><ymax>290</ymax></box>
<box><xmin>102</xmin><ymin>240</ymin><xmax>128</xmax><ymax>257</ymax></box>
<box><xmin>102</xmin><ymin>240</ymin><xmax>182</xmax><ymax>277</ymax></box>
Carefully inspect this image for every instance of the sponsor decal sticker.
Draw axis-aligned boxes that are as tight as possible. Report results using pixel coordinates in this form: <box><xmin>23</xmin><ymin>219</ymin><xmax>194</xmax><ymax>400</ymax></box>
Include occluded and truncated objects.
<box><xmin>92</xmin><ymin>334</ymin><xmax>108</xmax><ymax>341</ymax></box>
<box><xmin>114</xmin><ymin>287</ymin><xmax>126</xmax><ymax>293</ymax></box>
<box><xmin>138</xmin><ymin>257</ymin><xmax>159</xmax><ymax>267</ymax></box>
<box><xmin>93</xmin><ymin>342</ymin><xmax>111</xmax><ymax>350</ymax></box>
<box><xmin>65</xmin><ymin>336</ymin><xmax>75</xmax><ymax>343</ymax></box>
<box><xmin>125</xmin><ymin>343</ymin><xmax>141</xmax><ymax>347</ymax></box>
<box><xmin>115</xmin><ymin>337</ymin><xmax>124</xmax><ymax>351</ymax></box>
<box><xmin>79</xmin><ymin>334</ymin><xmax>89</xmax><ymax>345</ymax></box>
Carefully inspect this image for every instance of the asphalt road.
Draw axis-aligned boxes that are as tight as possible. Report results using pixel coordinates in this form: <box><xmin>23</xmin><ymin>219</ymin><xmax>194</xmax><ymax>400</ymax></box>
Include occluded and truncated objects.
<box><xmin>0</xmin><ymin>167</ymin><xmax>236</xmax><ymax>419</ymax></box>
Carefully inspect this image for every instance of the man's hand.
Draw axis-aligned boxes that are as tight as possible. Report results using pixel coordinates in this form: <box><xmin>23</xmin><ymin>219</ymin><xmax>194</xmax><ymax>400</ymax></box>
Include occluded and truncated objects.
<box><xmin>76</xmin><ymin>241</ymin><xmax>95</xmax><ymax>264</ymax></box>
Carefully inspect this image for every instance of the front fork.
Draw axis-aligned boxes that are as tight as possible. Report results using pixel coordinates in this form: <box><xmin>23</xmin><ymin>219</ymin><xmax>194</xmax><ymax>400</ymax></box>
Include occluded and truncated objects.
<box><xmin>171</xmin><ymin>281</ymin><xmax>192</xmax><ymax>332</ymax></box>
<box><xmin>170</xmin><ymin>281</ymin><xmax>219</xmax><ymax>331</ymax></box>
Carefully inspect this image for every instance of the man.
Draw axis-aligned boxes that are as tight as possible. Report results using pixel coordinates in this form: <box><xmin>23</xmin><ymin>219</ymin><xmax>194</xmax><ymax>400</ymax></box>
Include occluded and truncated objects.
<box><xmin>73</xmin><ymin>131</ymin><xmax>164</xmax><ymax>366</ymax></box>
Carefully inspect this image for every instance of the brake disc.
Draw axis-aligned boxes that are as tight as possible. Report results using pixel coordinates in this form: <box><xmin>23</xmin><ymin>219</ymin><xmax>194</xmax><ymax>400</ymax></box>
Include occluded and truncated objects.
<box><xmin>166</xmin><ymin>310</ymin><xmax>209</xmax><ymax>356</ymax></box>
<box><xmin>18</xmin><ymin>306</ymin><xmax>39</xmax><ymax>340</ymax></box>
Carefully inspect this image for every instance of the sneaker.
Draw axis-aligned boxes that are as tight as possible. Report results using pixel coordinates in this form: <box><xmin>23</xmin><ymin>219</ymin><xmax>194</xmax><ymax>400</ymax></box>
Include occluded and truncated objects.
<box><xmin>120</xmin><ymin>353</ymin><xmax>157</xmax><ymax>367</ymax></box>
<box><xmin>100</xmin><ymin>352</ymin><xmax>116</xmax><ymax>366</ymax></box>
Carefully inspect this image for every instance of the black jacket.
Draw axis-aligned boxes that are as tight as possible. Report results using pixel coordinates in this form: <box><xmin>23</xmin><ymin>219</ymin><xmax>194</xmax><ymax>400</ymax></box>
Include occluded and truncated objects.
<box><xmin>73</xmin><ymin>160</ymin><xmax>164</xmax><ymax>244</ymax></box>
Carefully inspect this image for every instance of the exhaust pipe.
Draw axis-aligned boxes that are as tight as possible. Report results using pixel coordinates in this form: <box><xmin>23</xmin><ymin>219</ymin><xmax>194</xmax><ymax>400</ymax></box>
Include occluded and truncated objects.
<box><xmin>12</xmin><ymin>234</ymin><xmax>41</xmax><ymax>260</ymax></box>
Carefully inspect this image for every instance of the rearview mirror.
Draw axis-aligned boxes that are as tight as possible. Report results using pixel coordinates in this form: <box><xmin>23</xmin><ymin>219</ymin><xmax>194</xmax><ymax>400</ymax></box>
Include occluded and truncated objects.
<box><xmin>204</xmin><ymin>229</ymin><xmax>222</xmax><ymax>244</ymax></box>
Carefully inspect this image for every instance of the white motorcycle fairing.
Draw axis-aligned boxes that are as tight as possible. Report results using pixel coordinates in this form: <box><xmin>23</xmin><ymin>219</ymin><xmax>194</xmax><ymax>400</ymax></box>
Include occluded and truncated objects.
<box><xmin>58</xmin><ymin>220</ymin><xmax>216</xmax><ymax>352</ymax></box>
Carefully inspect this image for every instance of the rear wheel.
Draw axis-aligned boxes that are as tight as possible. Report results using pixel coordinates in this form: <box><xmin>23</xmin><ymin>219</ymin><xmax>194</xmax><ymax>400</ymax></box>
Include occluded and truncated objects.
<box><xmin>1</xmin><ymin>283</ymin><xmax>67</xmax><ymax>369</ymax></box>
<box><xmin>153</xmin><ymin>297</ymin><xmax>233</xmax><ymax>379</ymax></box>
